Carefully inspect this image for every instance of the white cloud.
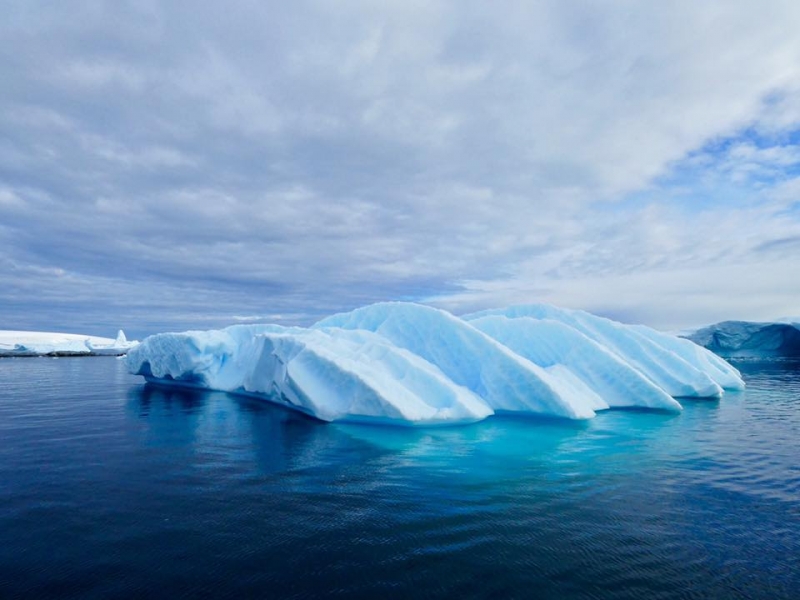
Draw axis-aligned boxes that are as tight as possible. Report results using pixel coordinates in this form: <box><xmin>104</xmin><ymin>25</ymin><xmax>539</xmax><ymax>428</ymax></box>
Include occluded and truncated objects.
<box><xmin>0</xmin><ymin>188</ymin><xmax>24</xmax><ymax>208</ymax></box>
<box><xmin>1</xmin><ymin>1</ymin><xmax>800</xmax><ymax>335</ymax></box>
<box><xmin>56</xmin><ymin>59</ymin><xmax>147</xmax><ymax>92</ymax></box>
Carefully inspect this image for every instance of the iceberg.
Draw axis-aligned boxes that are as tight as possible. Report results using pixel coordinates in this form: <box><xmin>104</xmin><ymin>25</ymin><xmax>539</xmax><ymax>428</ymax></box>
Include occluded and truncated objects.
<box><xmin>128</xmin><ymin>325</ymin><xmax>491</xmax><ymax>424</ymax></box>
<box><xmin>0</xmin><ymin>329</ymin><xmax>137</xmax><ymax>357</ymax></box>
<box><xmin>685</xmin><ymin>321</ymin><xmax>800</xmax><ymax>358</ymax></box>
<box><xmin>315</xmin><ymin>303</ymin><xmax>597</xmax><ymax>419</ymax></box>
<box><xmin>463</xmin><ymin>305</ymin><xmax>741</xmax><ymax>396</ymax></box>
<box><xmin>128</xmin><ymin>302</ymin><xmax>744</xmax><ymax>425</ymax></box>
<box><xmin>468</xmin><ymin>316</ymin><xmax>683</xmax><ymax>412</ymax></box>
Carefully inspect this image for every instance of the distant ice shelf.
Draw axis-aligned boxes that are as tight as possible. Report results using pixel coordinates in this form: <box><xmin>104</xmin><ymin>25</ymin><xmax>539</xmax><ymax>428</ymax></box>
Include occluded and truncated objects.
<box><xmin>0</xmin><ymin>330</ymin><xmax>137</xmax><ymax>357</ymax></box>
<box><xmin>127</xmin><ymin>302</ymin><xmax>744</xmax><ymax>426</ymax></box>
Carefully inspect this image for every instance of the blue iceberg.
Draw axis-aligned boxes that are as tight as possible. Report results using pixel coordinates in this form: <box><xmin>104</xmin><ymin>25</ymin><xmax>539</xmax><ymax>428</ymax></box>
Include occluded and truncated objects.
<box><xmin>685</xmin><ymin>320</ymin><xmax>800</xmax><ymax>358</ymax></box>
<box><xmin>127</xmin><ymin>302</ymin><xmax>744</xmax><ymax>425</ymax></box>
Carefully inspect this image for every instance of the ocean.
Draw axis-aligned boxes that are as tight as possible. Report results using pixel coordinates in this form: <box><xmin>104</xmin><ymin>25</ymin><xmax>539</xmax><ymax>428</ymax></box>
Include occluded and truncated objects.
<box><xmin>1</xmin><ymin>357</ymin><xmax>798</xmax><ymax>599</ymax></box>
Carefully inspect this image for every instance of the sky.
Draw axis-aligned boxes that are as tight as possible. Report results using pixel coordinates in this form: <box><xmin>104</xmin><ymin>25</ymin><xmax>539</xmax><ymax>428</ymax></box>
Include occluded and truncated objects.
<box><xmin>2</xmin><ymin>0</ymin><xmax>800</xmax><ymax>339</ymax></box>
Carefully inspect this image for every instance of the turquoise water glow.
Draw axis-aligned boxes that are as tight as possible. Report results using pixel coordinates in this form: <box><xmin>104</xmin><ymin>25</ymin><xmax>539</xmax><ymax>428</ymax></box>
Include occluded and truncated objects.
<box><xmin>1</xmin><ymin>358</ymin><xmax>798</xmax><ymax>598</ymax></box>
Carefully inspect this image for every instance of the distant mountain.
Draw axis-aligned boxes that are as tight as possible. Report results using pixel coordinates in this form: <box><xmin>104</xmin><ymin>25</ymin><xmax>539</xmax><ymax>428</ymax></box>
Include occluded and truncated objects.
<box><xmin>684</xmin><ymin>321</ymin><xmax>800</xmax><ymax>358</ymax></box>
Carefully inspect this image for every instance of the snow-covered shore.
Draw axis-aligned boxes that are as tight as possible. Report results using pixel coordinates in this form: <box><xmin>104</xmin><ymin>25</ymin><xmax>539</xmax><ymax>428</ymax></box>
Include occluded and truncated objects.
<box><xmin>0</xmin><ymin>330</ymin><xmax>137</xmax><ymax>357</ymax></box>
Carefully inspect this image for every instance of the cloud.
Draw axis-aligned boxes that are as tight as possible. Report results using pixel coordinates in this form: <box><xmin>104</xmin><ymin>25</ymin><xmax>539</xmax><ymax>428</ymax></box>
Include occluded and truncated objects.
<box><xmin>1</xmin><ymin>1</ymin><xmax>800</xmax><ymax>336</ymax></box>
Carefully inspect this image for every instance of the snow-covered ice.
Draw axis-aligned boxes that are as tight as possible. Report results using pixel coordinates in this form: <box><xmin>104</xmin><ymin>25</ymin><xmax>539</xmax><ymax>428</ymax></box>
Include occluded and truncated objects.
<box><xmin>127</xmin><ymin>302</ymin><xmax>744</xmax><ymax>425</ymax></box>
<box><xmin>0</xmin><ymin>329</ymin><xmax>137</xmax><ymax>357</ymax></box>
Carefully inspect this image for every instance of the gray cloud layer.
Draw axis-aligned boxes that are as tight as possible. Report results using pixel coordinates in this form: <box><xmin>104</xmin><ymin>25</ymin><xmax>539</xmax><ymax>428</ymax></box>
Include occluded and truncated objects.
<box><xmin>2</xmin><ymin>1</ymin><xmax>800</xmax><ymax>337</ymax></box>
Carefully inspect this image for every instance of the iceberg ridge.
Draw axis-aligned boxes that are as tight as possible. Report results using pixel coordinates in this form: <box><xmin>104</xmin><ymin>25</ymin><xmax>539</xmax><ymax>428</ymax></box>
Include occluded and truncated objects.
<box><xmin>127</xmin><ymin>302</ymin><xmax>744</xmax><ymax>425</ymax></box>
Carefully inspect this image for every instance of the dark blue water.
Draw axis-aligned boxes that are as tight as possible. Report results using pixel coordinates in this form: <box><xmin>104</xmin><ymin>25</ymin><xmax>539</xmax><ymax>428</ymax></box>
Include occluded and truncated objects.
<box><xmin>1</xmin><ymin>358</ymin><xmax>798</xmax><ymax>599</ymax></box>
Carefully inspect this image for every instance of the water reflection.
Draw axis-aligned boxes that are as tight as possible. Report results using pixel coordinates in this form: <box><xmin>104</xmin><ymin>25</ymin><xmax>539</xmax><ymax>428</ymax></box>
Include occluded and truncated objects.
<box><xmin>125</xmin><ymin>384</ymin><xmax>211</xmax><ymax>451</ymax></box>
<box><xmin>126</xmin><ymin>383</ymin><xmax>375</xmax><ymax>478</ymax></box>
<box><xmin>235</xmin><ymin>396</ymin><xmax>342</xmax><ymax>476</ymax></box>
<box><xmin>124</xmin><ymin>381</ymin><xmax>692</xmax><ymax>483</ymax></box>
<box><xmin>127</xmin><ymin>382</ymin><xmax>591</xmax><ymax>481</ymax></box>
<box><xmin>121</xmin><ymin>360</ymin><xmax>800</xmax><ymax>507</ymax></box>
<box><xmin>131</xmin><ymin>384</ymin><xmax>208</xmax><ymax>416</ymax></box>
<box><xmin>137</xmin><ymin>361</ymin><xmax>797</xmax><ymax>502</ymax></box>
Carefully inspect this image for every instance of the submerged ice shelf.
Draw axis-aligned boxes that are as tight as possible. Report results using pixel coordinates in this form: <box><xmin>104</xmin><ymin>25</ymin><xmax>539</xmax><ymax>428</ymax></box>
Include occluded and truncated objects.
<box><xmin>127</xmin><ymin>302</ymin><xmax>744</xmax><ymax>425</ymax></box>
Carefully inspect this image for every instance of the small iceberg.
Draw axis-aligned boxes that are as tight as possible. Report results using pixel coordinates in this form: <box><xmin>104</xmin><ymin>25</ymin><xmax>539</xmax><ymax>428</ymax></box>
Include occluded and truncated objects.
<box><xmin>0</xmin><ymin>329</ymin><xmax>138</xmax><ymax>357</ymax></box>
<box><xmin>684</xmin><ymin>320</ymin><xmax>800</xmax><ymax>358</ymax></box>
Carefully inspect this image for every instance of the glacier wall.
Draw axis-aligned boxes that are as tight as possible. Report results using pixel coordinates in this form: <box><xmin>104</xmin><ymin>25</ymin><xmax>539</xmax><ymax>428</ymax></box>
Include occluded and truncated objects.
<box><xmin>127</xmin><ymin>302</ymin><xmax>744</xmax><ymax>425</ymax></box>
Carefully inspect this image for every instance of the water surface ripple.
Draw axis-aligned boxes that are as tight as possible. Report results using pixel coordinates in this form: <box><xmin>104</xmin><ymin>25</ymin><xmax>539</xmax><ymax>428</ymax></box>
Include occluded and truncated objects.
<box><xmin>1</xmin><ymin>358</ymin><xmax>798</xmax><ymax>598</ymax></box>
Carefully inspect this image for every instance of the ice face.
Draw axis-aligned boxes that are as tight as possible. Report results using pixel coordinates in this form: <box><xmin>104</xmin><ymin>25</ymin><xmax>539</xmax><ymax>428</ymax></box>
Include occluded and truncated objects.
<box><xmin>685</xmin><ymin>321</ymin><xmax>800</xmax><ymax>358</ymax></box>
<box><xmin>127</xmin><ymin>302</ymin><xmax>744</xmax><ymax>425</ymax></box>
